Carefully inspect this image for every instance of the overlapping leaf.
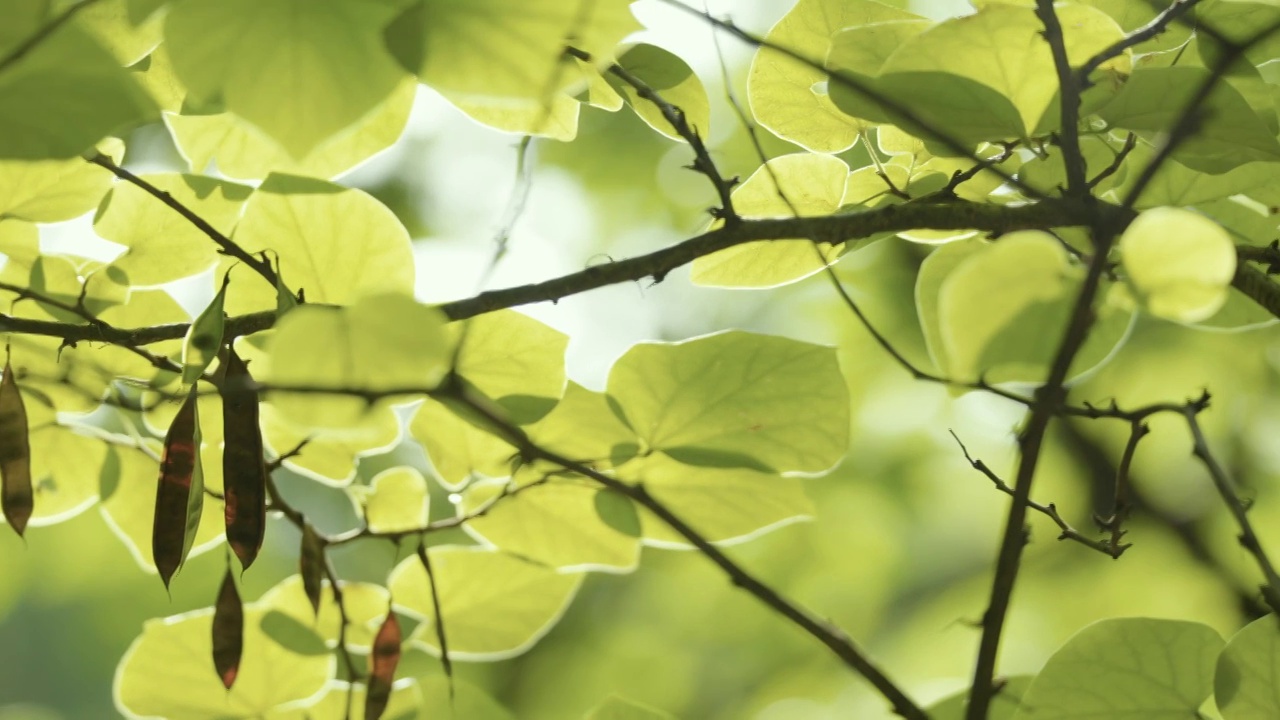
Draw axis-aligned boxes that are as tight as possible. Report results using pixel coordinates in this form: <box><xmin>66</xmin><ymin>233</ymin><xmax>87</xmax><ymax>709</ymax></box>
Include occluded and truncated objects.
<box><xmin>164</xmin><ymin>0</ymin><xmax>407</xmax><ymax>158</ymax></box>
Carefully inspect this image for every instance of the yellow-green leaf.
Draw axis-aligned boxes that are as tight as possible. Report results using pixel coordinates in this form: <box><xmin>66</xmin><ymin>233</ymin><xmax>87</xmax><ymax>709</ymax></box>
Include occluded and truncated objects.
<box><xmin>1120</xmin><ymin>207</ymin><xmax>1237</xmax><ymax>323</ymax></box>
<box><xmin>691</xmin><ymin>154</ymin><xmax>849</xmax><ymax>288</ymax></box>
<box><xmin>164</xmin><ymin>0</ymin><xmax>407</xmax><ymax>158</ymax></box>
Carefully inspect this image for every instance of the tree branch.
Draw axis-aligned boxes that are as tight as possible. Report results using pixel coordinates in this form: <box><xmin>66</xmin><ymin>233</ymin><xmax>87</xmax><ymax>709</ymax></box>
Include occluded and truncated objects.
<box><xmin>86</xmin><ymin>153</ymin><xmax>281</xmax><ymax>289</ymax></box>
<box><xmin>0</xmin><ymin>0</ymin><xmax>106</xmax><ymax>76</ymax></box>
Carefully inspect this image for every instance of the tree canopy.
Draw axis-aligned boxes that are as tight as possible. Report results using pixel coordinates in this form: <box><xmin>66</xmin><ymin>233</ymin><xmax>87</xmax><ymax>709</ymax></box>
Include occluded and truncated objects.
<box><xmin>3</xmin><ymin>0</ymin><xmax>1280</xmax><ymax>718</ymax></box>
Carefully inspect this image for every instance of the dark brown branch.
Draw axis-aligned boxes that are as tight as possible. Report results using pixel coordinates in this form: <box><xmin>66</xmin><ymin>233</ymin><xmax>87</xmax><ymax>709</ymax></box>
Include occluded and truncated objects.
<box><xmin>1182</xmin><ymin>401</ymin><xmax>1280</xmax><ymax>614</ymax></box>
<box><xmin>570</xmin><ymin>47</ymin><xmax>739</xmax><ymax>222</ymax></box>
<box><xmin>966</xmin><ymin>215</ymin><xmax>1121</xmax><ymax>720</ymax></box>
<box><xmin>1077</xmin><ymin>0</ymin><xmax>1202</xmax><ymax>81</ymax></box>
<box><xmin>86</xmin><ymin>153</ymin><xmax>280</xmax><ymax>289</ymax></box>
<box><xmin>414</xmin><ymin>541</ymin><xmax>454</xmax><ymax>697</ymax></box>
<box><xmin>653</xmin><ymin>0</ymin><xmax>1037</xmax><ymax>197</ymax></box>
<box><xmin>1035</xmin><ymin>0</ymin><xmax>1087</xmax><ymax>197</ymax></box>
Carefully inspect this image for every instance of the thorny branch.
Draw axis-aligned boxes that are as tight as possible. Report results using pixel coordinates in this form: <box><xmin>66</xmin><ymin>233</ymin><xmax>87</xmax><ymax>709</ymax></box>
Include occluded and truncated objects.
<box><xmin>950</xmin><ymin>431</ymin><xmax>1123</xmax><ymax>557</ymax></box>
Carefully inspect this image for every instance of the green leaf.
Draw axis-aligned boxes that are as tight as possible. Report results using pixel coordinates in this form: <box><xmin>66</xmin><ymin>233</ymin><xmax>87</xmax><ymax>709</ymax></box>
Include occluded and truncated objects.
<box><xmin>419</xmin><ymin>676</ymin><xmax>514</xmax><ymax>720</ymax></box>
<box><xmin>453</xmin><ymin>310</ymin><xmax>568</xmax><ymax>416</ymax></box>
<box><xmin>690</xmin><ymin>153</ymin><xmax>849</xmax><ymax>288</ymax></box>
<box><xmin>164</xmin><ymin>0</ymin><xmax>407</xmax><ymax>158</ymax></box>
<box><xmin>622</xmin><ymin>454</ymin><xmax>813</xmax><ymax>546</ymax></box>
<box><xmin>445</xmin><ymin>91</ymin><xmax>581</xmax><ymax>141</ymax></box>
<box><xmin>0</xmin><ymin>14</ymin><xmax>156</xmax><ymax>159</ymax></box>
<box><xmin>359</xmin><ymin>466</ymin><xmax>429</xmax><ymax>533</ymax></box>
<box><xmin>165</xmin><ymin>76</ymin><xmax>417</xmax><ymax>180</ymax></box>
<box><xmin>385</xmin><ymin>0</ymin><xmax>638</xmax><ymax>100</ymax></box>
<box><xmin>260</xmin><ymin>402</ymin><xmax>401</xmax><ymax>485</ymax></box>
<box><xmin>262</xmin><ymin>293</ymin><xmax>451</xmax><ymax>429</ymax></box>
<box><xmin>606</xmin><ymin>331</ymin><xmax>849</xmax><ymax>474</ymax></box>
<box><xmin>607</xmin><ymin>44</ymin><xmax>710</xmax><ymax>142</ymax></box>
<box><xmin>585</xmin><ymin>695</ymin><xmax>678</xmax><ymax>720</ymax></box>
<box><xmin>180</xmin><ymin>273</ymin><xmax>228</xmax><ymax>384</ymax></box>
<box><xmin>1216</xmin><ymin>614</ymin><xmax>1280</xmax><ymax>719</ymax></box>
<box><xmin>1119</xmin><ymin>207</ymin><xmax>1237</xmax><ymax>323</ymax></box>
<box><xmin>389</xmin><ymin>546</ymin><xmax>582</xmax><ymax>659</ymax></box>
<box><xmin>96</xmin><ymin>173</ymin><xmax>253</xmax><ymax>286</ymax></box>
<box><xmin>114</xmin><ymin>604</ymin><xmax>333</xmax><ymax>719</ymax></box>
<box><xmin>526</xmin><ymin>382</ymin><xmax>639</xmax><ymax>468</ymax></box>
<box><xmin>929</xmin><ymin>233</ymin><xmax>1135</xmax><ymax>383</ymax></box>
<box><xmin>72</xmin><ymin>0</ymin><xmax>163</xmax><ymax>65</ymax></box>
<box><xmin>267</xmin><ymin>680</ymin><xmax>421</xmax><ymax>720</ymax></box>
<box><xmin>260</xmin><ymin>575</ymin><xmax>391</xmax><ymax>652</ymax></box>
<box><xmin>411</xmin><ymin>396</ymin><xmax>516</xmax><ymax>489</ymax></box>
<box><xmin>0</xmin><ymin>138</ymin><xmax>121</xmax><ymax>222</ymax></box>
<box><xmin>878</xmin><ymin>3</ymin><xmax>1128</xmax><ymax>136</ymax></box>
<box><xmin>1099</xmin><ymin>66</ymin><xmax>1280</xmax><ymax>173</ymax></box>
<box><xmin>1011</xmin><ymin>618</ymin><xmax>1223</xmax><ymax>719</ymax></box>
<box><xmin>746</xmin><ymin>0</ymin><xmax>922</xmax><ymax>152</ymax></box>
<box><xmin>459</xmin><ymin>479</ymin><xmax>641</xmax><ymax>571</ymax></box>
<box><xmin>219</xmin><ymin>173</ymin><xmax>415</xmax><ymax>316</ymax></box>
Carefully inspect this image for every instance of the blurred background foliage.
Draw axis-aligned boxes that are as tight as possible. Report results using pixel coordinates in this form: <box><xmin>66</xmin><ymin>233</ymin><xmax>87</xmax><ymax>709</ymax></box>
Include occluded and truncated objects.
<box><xmin>3</xmin><ymin>0</ymin><xmax>1278</xmax><ymax>717</ymax></box>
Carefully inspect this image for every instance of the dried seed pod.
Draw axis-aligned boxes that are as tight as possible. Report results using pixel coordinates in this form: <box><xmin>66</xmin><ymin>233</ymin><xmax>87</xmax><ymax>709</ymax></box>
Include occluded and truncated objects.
<box><xmin>210</xmin><ymin>566</ymin><xmax>243</xmax><ymax>689</ymax></box>
<box><xmin>0</xmin><ymin>360</ymin><xmax>31</xmax><ymax>537</ymax></box>
<box><xmin>300</xmin><ymin>521</ymin><xmax>325</xmax><ymax>617</ymax></box>
<box><xmin>365</xmin><ymin>607</ymin><xmax>401</xmax><ymax>720</ymax></box>
<box><xmin>221</xmin><ymin>346</ymin><xmax>267</xmax><ymax>569</ymax></box>
<box><xmin>153</xmin><ymin>385</ymin><xmax>202</xmax><ymax>588</ymax></box>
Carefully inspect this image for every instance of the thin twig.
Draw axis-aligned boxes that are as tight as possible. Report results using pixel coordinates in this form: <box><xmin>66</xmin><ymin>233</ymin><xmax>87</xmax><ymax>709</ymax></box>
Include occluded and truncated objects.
<box><xmin>415</xmin><ymin>541</ymin><xmax>454</xmax><ymax>701</ymax></box>
<box><xmin>950</xmin><ymin>430</ymin><xmax>1122</xmax><ymax>557</ymax></box>
<box><xmin>1076</xmin><ymin>0</ymin><xmax>1203</xmax><ymax>81</ymax></box>
<box><xmin>570</xmin><ymin>47</ymin><xmax>739</xmax><ymax>222</ymax></box>
<box><xmin>1095</xmin><ymin>420</ymin><xmax>1147</xmax><ymax>556</ymax></box>
<box><xmin>86</xmin><ymin>154</ymin><xmax>280</xmax><ymax>289</ymax></box>
<box><xmin>1182</xmin><ymin>398</ymin><xmax>1280</xmax><ymax>614</ymax></box>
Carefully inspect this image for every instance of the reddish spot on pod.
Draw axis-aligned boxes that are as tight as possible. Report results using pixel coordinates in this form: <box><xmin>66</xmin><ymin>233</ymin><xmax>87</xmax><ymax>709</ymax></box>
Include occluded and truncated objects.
<box><xmin>365</xmin><ymin>607</ymin><xmax>402</xmax><ymax>720</ymax></box>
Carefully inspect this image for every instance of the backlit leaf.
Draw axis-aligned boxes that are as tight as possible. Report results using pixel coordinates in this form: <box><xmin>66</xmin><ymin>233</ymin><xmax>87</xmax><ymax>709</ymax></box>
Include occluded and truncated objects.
<box><xmin>691</xmin><ymin>154</ymin><xmax>849</xmax><ymax>288</ymax></box>
<box><xmin>390</xmin><ymin>546</ymin><xmax>582</xmax><ymax>659</ymax></box>
<box><xmin>385</xmin><ymin>0</ymin><xmax>638</xmax><ymax>101</ymax></box>
<box><xmin>181</xmin><ymin>272</ymin><xmax>227</xmax><ymax>384</ymax></box>
<box><xmin>1216</xmin><ymin>614</ymin><xmax>1280</xmax><ymax>719</ymax></box>
<box><xmin>607</xmin><ymin>44</ymin><xmax>710</xmax><ymax>142</ymax></box>
<box><xmin>361</xmin><ymin>467</ymin><xmax>429</xmax><ymax>534</ymax></box>
<box><xmin>606</xmin><ymin>331</ymin><xmax>849</xmax><ymax>474</ymax></box>
<box><xmin>164</xmin><ymin>0</ymin><xmax>407</xmax><ymax>158</ymax></box>
<box><xmin>1119</xmin><ymin>207</ymin><xmax>1237</xmax><ymax>323</ymax></box>
<box><xmin>1013</xmin><ymin>618</ymin><xmax>1222</xmax><ymax>719</ymax></box>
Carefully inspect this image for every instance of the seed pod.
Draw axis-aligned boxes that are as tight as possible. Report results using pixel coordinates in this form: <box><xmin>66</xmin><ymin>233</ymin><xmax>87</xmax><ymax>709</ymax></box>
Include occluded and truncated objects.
<box><xmin>0</xmin><ymin>361</ymin><xmax>31</xmax><ymax>537</ymax></box>
<box><xmin>221</xmin><ymin>346</ymin><xmax>267</xmax><ymax>570</ymax></box>
<box><xmin>210</xmin><ymin>566</ymin><xmax>243</xmax><ymax>689</ymax></box>
<box><xmin>153</xmin><ymin>384</ymin><xmax>202</xmax><ymax>588</ymax></box>
<box><xmin>365</xmin><ymin>607</ymin><xmax>401</xmax><ymax>720</ymax></box>
<box><xmin>299</xmin><ymin>521</ymin><xmax>325</xmax><ymax>617</ymax></box>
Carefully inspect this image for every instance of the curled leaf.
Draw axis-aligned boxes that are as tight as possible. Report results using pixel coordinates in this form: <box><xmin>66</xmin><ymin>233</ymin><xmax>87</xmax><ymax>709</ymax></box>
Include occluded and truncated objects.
<box><xmin>211</xmin><ymin>567</ymin><xmax>244</xmax><ymax>689</ymax></box>
<box><xmin>0</xmin><ymin>361</ymin><xmax>31</xmax><ymax>536</ymax></box>
<box><xmin>222</xmin><ymin>346</ymin><xmax>267</xmax><ymax>569</ymax></box>
<box><xmin>300</xmin><ymin>521</ymin><xmax>325</xmax><ymax>617</ymax></box>
<box><xmin>153</xmin><ymin>385</ymin><xmax>202</xmax><ymax>588</ymax></box>
<box><xmin>182</xmin><ymin>272</ymin><xmax>229</xmax><ymax>384</ymax></box>
<box><xmin>365</xmin><ymin>607</ymin><xmax>401</xmax><ymax>720</ymax></box>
